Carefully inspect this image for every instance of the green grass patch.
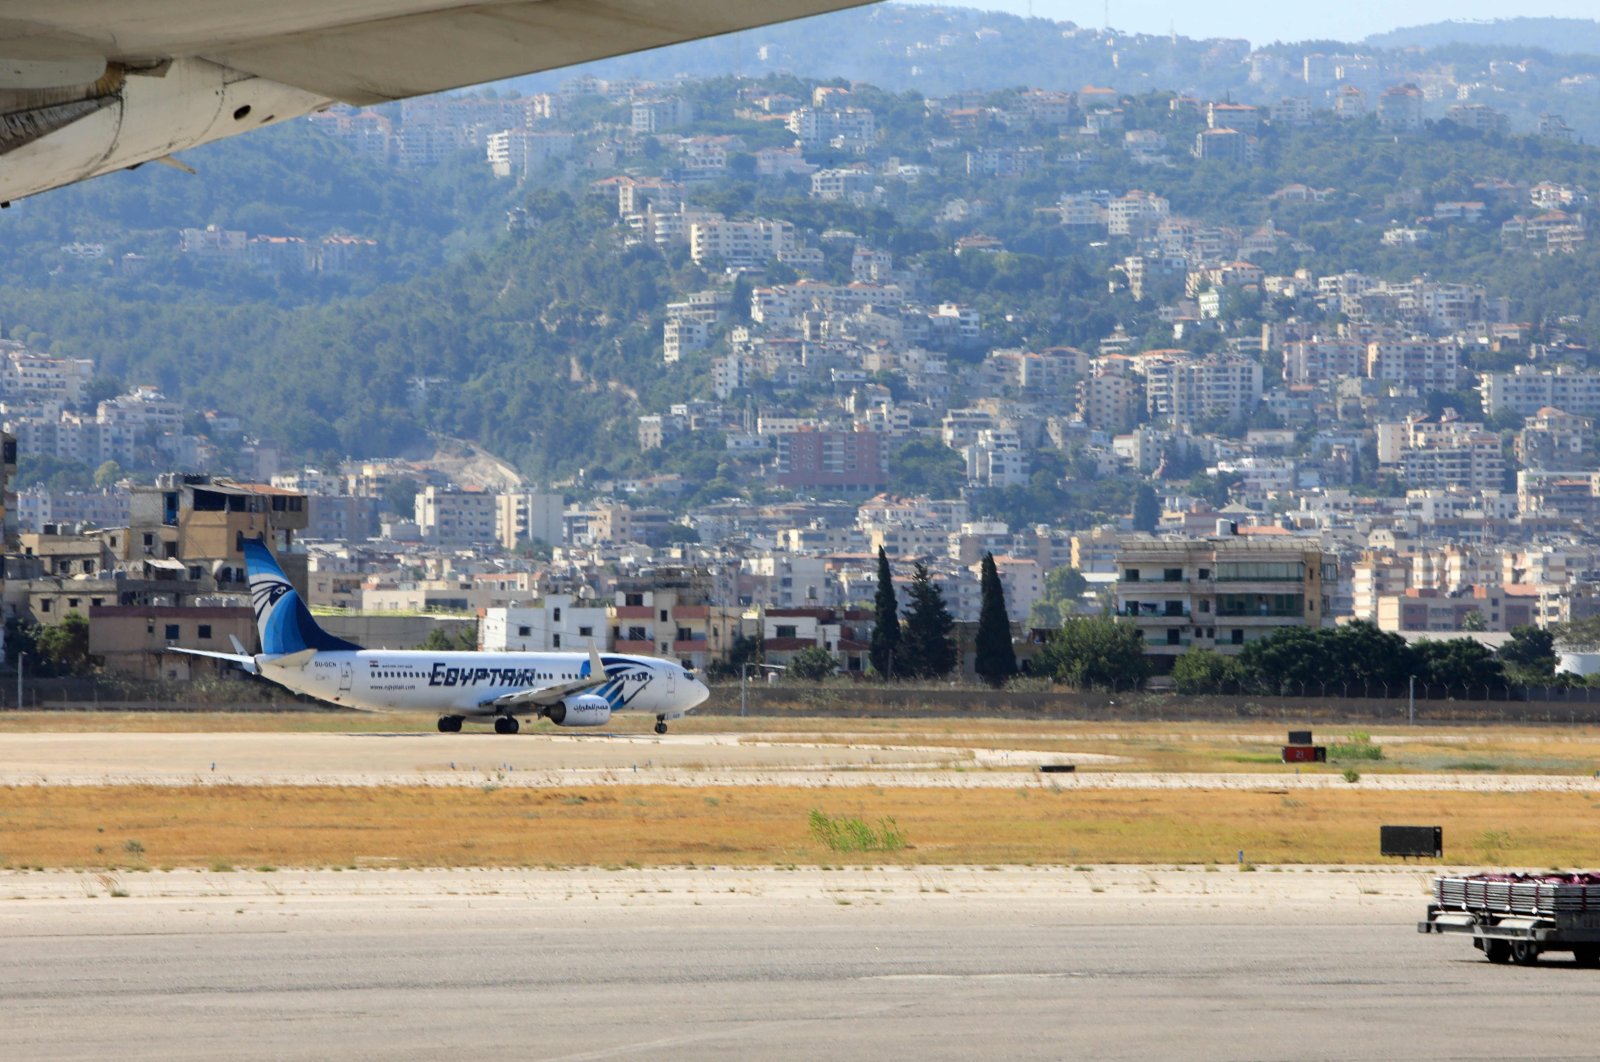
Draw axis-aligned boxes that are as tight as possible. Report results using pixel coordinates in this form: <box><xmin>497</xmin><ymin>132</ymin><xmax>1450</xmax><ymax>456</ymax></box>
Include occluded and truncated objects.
<box><xmin>808</xmin><ymin>810</ymin><xmax>907</xmax><ymax>853</ymax></box>
<box><xmin>1445</xmin><ymin>761</ymin><xmax>1501</xmax><ymax>772</ymax></box>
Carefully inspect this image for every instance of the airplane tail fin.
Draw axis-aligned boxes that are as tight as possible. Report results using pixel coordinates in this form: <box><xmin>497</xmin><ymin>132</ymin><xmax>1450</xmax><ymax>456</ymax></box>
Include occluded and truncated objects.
<box><xmin>243</xmin><ymin>538</ymin><xmax>361</xmax><ymax>655</ymax></box>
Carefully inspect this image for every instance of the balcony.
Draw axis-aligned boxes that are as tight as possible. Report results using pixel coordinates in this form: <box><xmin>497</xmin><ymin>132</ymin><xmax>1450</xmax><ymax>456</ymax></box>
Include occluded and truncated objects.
<box><xmin>613</xmin><ymin>639</ymin><xmax>655</xmax><ymax>654</ymax></box>
<box><xmin>1215</xmin><ymin>608</ymin><xmax>1305</xmax><ymax>619</ymax></box>
<box><xmin>673</xmin><ymin>639</ymin><xmax>709</xmax><ymax>653</ymax></box>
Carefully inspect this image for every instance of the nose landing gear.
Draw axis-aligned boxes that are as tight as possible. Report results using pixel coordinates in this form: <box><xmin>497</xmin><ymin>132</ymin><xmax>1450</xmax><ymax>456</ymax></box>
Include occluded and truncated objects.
<box><xmin>654</xmin><ymin>715</ymin><xmax>668</xmax><ymax>735</ymax></box>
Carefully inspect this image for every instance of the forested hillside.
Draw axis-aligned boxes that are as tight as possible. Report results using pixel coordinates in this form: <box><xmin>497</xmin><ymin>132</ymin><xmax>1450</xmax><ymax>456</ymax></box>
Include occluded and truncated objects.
<box><xmin>8</xmin><ymin>70</ymin><xmax>1600</xmax><ymax>496</ymax></box>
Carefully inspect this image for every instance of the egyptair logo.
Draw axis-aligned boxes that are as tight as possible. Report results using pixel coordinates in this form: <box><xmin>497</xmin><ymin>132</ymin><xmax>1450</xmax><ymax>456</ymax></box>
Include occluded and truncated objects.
<box><xmin>251</xmin><ymin>575</ymin><xmax>293</xmax><ymax>623</ymax></box>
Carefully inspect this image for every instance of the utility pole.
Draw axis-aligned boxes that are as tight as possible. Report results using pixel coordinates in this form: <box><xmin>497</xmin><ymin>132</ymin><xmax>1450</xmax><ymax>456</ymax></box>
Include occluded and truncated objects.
<box><xmin>1408</xmin><ymin>673</ymin><xmax>1415</xmax><ymax>727</ymax></box>
<box><xmin>16</xmin><ymin>652</ymin><xmax>24</xmax><ymax>711</ymax></box>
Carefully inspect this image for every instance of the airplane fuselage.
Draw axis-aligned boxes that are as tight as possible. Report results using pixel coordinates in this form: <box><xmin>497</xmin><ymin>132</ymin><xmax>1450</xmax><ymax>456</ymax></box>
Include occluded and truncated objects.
<box><xmin>266</xmin><ymin>649</ymin><xmax>707</xmax><ymax>718</ymax></box>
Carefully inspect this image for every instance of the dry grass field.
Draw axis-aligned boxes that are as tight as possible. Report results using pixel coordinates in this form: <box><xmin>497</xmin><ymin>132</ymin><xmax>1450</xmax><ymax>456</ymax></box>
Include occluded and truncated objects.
<box><xmin>3</xmin><ymin>784</ymin><xmax>1598</xmax><ymax>871</ymax></box>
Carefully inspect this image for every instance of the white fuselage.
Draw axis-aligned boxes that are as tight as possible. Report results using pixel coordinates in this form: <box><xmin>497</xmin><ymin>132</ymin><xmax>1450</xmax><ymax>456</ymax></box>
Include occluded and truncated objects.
<box><xmin>261</xmin><ymin>649</ymin><xmax>709</xmax><ymax>718</ymax></box>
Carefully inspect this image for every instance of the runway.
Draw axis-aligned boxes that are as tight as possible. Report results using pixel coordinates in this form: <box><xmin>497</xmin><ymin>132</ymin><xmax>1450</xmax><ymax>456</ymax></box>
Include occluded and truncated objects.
<box><xmin>3</xmin><ymin>730</ymin><xmax>1598</xmax><ymax>792</ymax></box>
<box><xmin>4</xmin><ymin>867</ymin><xmax>1600</xmax><ymax>1060</ymax></box>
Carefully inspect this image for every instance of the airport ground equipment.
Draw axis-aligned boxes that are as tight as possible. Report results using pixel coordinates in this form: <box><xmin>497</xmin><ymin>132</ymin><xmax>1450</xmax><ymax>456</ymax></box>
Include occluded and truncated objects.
<box><xmin>1419</xmin><ymin>872</ymin><xmax>1600</xmax><ymax>965</ymax></box>
<box><xmin>1381</xmin><ymin>825</ymin><xmax>1442</xmax><ymax>859</ymax></box>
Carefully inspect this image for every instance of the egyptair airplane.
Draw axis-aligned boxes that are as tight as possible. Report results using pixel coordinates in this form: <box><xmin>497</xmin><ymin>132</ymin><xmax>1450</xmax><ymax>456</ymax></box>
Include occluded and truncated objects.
<box><xmin>173</xmin><ymin>538</ymin><xmax>710</xmax><ymax>735</ymax></box>
<box><xmin>0</xmin><ymin>0</ymin><xmax>876</xmax><ymax>203</ymax></box>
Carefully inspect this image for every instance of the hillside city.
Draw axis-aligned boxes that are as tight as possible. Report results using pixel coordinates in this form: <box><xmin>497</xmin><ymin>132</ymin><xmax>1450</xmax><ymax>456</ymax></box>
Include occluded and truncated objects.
<box><xmin>8</xmin><ymin>9</ymin><xmax>1600</xmax><ymax>692</ymax></box>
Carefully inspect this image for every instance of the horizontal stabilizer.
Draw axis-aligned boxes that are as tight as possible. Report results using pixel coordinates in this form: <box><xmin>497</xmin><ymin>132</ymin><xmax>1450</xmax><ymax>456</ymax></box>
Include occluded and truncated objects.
<box><xmin>166</xmin><ymin>647</ymin><xmax>259</xmax><ymax>674</ymax></box>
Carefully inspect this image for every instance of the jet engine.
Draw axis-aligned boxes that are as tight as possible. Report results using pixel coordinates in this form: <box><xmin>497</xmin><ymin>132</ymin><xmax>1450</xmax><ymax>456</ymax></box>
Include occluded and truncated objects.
<box><xmin>546</xmin><ymin>694</ymin><xmax>612</xmax><ymax>727</ymax></box>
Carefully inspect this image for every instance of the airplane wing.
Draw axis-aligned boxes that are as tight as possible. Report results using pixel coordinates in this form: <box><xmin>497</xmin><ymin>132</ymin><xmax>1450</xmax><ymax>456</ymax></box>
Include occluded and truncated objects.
<box><xmin>480</xmin><ymin>645</ymin><xmax>610</xmax><ymax>709</ymax></box>
<box><xmin>0</xmin><ymin>1</ymin><xmax>880</xmax><ymax>201</ymax></box>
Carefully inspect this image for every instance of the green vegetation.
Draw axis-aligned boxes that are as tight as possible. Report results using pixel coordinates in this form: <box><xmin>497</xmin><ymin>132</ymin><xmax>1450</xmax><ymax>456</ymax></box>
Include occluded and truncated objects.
<box><xmin>785</xmin><ymin>646</ymin><xmax>838</xmax><ymax>682</ymax></box>
<box><xmin>974</xmin><ymin>552</ymin><xmax>1017</xmax><ymax>688</ymax></box>
<box><xmin>808</xmin><ymin>810</ymin><xmax>907</xmax><ymax>853</ymax></box>
<box><xmin>870</xmin><ymin>547</ymin><xmax>901</xmax><ymax>680</ymax></box>
<box><xmin>900</xmin><ymin>561</ymin><xmax>958</xmax><ymax>680</ymax></box>
<box><xmin>1033</xmin><ymin>616</ymin><xmax>1151</xmax><ymax>690</ymax></box>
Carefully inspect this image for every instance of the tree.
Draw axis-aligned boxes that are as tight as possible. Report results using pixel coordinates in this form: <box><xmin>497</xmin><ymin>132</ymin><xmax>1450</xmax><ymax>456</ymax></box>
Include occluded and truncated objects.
<box><xmin>974</xmin><ymin>552</ymin><xmax>1017</xmax><ymax>687</ymax></box>
<box><xmin>1499</xmin><ymin>625</ymin><xmax>1556</xmax><ymax>682</ymax></box>
<box><xmin>1034</xmin><ymin>616</ymin><xmax>1150</xmax><ymax>690</ymax></box>
<box><xmin>869</xmin><ymin>547</ymin><xmax>902</xmax><ymax>680</ymax></box>
<box><xmin>786</xmin><ymin>645</ymin><xmax>838</xmax><ymax>682</ymax></box>
<box><xmin>1414</xmin><ymin>638</ymin><xmax>1506</xmax><ymax>690</ymax></box>
<box><xmin>1460</xmin><ymin>609</ymin><xmax>1487</xmax><ymax>631</ymax></box>
<box><xmin>93</xmin><ymin>460</ymin><xmax>123</xmax><ymax>488</ymax></box>
<box><xmin>1131</xmin><ymin>484</ymin><xmax>1160</xmax><ymax>533</ymax></box>
<box><xmin>1171</xmin><ymin>647</ymin><xmax>1241</xmax><ymax>694</ymax></box>
<box><xmin>901</xmin><ymin>561</ymin><xmax>957</xmax><ymax>679</ymax></box>
<box><xmin>1028</xmin><ymin>565</ymin><xmax>1089</xmax><ymax>628</ymax></box>
<box><xmin>35</xmin><ymin>614</ymin><xmax>90</xmax><ymax>676</ymax></box>
<box><xmin>418</xmin><ymin>626</ymin><xmax>476</xmax><ymax>651</ymax></box>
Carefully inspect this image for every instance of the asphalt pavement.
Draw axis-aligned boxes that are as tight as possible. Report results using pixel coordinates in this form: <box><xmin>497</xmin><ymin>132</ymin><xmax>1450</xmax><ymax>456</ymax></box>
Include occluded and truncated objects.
<box><xmin>5</xmin><ymin>868</ymin><xmax>1600</xmax><ymax>1060</ymax></box>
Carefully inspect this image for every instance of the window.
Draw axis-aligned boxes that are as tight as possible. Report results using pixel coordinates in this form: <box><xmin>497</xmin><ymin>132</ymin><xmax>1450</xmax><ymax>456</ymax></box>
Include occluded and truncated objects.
<box><xmin>625</xmin><ymin>593</ymin><xmax>644</xmax><ymax>607</ymax></box>
<box><xmin>1163</xmin><ymin>601</ymin><xmax>1184</xmax><ymax>617</ymax></box>
<box><xmin>1199</xmin><ymin>600</ymin><xmax>1211</xmax><ymax>613</ymax></box>
<box><xmin>578</xmin><ymin>626</ymin><xmax>593</xmax><ymax>638</ymax></box>
<box><xmin>83</xmin><ymin>560</ymin><xmax>95</xmax><ymax>574</ymax></box>
<box><xmin>1231</xmin><ymin>629</ymin><xmax>1244</xmax><ymax>645</ymax></box>
<box><xmin>660</xmin><ymin>609</ymin><xmax>668</xmax><ymax>622</ymax></box>
<box><xmin>552</xmin><ymin>634</ymin><xmax>561</xmax><ymax>648</ymax></box>
<box><xmin>165</xmin><ymin>624</ymin><xmax>180</xmax><ymax>640</ymax></box>
<box><xmin>518</xmin><ymin>626</ymin><xmax>532</xmax><ymax>637</ymax></box>
<box><xmin>776</xmin><ymin>624</ymin><xmax>798</xmax><ymax>639</ymax></box>
<box><xmin>1217</xmin><ymin>561</ymin><xmax>1305</xmax><ymax>581</ymax></box>
<box><xmin>67</xmin><ymin>598</ymin><xmax>79</xmax><ymax>609</ymax></box>
<box><xmin>91</xmin><ymin>598</ymin><xmax>103</xmax><ymax>608</ymax></box>
<box><xmin>1164</xmin><ymin>568</ymin><xmax>1182</xmax><ymax>582</ymax></box>
<box><xmin>1124</xmin><ymin>569</ymin><xmax>1140</xmax><ymax>582</ymax></box>
<box><xmin>40</xmin><ymin>600</ymin><xmax>51</xmax><ymax>613</ymax></box>
<box><xmin>552</xmin><ymin>608</ymin><xmax>561</xmax><ymax>623</ymax></box>
<box><xmin>143</xmin><ymin>533</ymin><xmax>154</xmax><ymax>548</ymax></box>
<box><xmin>628</xmin><ymin>626</ymin><xmax>647</xmax><ymax>641</ymax></box>
<box><xmin>198</xmin><ymin>625</ymin><xmax>212</xmax><ymax>640</ymax></box>
<box><xmin>1198</xmin><ymin>568</ymin><xmax>1211</xmax><ymax>580</ymax></box>
<box><xmin>1166</xmin><ymin>629</ymin><xmax>1180</xmax><ymax>645</ymax></box>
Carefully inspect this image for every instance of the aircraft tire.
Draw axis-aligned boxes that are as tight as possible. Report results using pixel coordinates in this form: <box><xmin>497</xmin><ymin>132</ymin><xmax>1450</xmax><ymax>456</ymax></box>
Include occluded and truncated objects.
<box><xmin>494</xmin><ymin>716</ymin><xmax>520</xmax><ymax>735</ymax></box>
<box><xmin>437</xmin><ymin>716</ymin><xmax>463</xmax><ymax>733</ymax></box>
<box><xmin>654</xmin><ymin>719</ymin><xmax>668</xmax><ymax>735</ymax></box>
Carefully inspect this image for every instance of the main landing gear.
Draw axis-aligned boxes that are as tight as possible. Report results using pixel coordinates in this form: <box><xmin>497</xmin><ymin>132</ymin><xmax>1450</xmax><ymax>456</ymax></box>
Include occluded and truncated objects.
<box><xmin>655</xmin><ymin>715</ymin><xmax>668</xmax><ymax>735</ymax></box>
<box><xmin>437</xmin><ymin>715</ymin><xmax>463</xmax><ymax>733</ymax></box>
<box><xmin>494</xmin><ymin>716</ymin><xmax>520</xmax><ymax>735</ymax></box>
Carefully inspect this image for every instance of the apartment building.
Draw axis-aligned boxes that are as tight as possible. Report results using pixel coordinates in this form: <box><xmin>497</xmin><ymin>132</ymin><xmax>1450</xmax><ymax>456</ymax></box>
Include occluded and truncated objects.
<box><xmin>1133</xmin><ymin>351</ymin><xmax>1263</xmax><ymax>424</ymax></box>
<box><xmin>1114</xmin><ymin>535</ymin><xmax>1334</xmax><ymax>663</ymax></box>
<box><xmin>415</xmin><ymin>486</ymin><xmax>497</xmax><ymax>547</ymax></box>
<box><xmin>1365</xmin><ymin>339</ymin><xmax>1461</xmax><ymax>393</ymax></box>
<box><xmin>1480</xmin><ymin>364</ymin><xmax>1600</xmax><ymax>418</ymax></box>
<box><xmin>480</xmin><ymin>594</ymin><xmax>609</xmax><ymax>652</ymax></box>
<box><xmin>689</xmin><ymin>217</ymin><xmax>797</xmax><ymax>268</ymax></box>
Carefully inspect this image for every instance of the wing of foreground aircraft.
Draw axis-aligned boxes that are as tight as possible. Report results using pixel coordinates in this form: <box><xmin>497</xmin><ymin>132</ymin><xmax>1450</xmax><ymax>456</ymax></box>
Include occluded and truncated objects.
<box><xmin>0</xmin><ymin>0</ymin><xmax>878</xmax><ymax>203</ymax></box>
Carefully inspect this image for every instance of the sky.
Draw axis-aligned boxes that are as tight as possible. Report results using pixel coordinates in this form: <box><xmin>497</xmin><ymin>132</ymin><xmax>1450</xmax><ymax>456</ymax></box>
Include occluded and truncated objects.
<box><xmin>900</xmin><ymin>1</ymin><xmax>1600</xmax><ymax>46</ymax></box>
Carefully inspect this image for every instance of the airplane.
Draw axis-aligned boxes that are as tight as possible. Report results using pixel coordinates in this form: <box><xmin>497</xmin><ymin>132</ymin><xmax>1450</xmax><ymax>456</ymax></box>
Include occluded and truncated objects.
<box><xmin>0</xmin><ymin>0</ymin><xmax>877</xmax><ymax>204</ymax></box>
<box><xmin>172</xmin><ymin>538</ymin><xmax>710</xmax><ymax>735</ymax></box>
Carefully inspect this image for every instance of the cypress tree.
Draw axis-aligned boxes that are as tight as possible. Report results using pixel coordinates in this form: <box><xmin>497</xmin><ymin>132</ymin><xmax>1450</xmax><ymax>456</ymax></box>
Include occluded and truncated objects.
<box><xmin>869</xmin><ymin>546</ymin><xmax>901</xmax><ymax>680</ymax></box>
<box><xmin>974</xmin><ymin>552</ymin><xmax>1017</xmax><ymax>687</ymax></box>
<box><xmin>901</xmin><ymin>561</ymin><xmax>957</xmax><ymax>679</ymax></box>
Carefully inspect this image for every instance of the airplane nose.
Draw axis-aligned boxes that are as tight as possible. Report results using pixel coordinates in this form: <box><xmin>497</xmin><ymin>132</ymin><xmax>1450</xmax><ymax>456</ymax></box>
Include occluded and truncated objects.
<box><xmin>688</xmin><ymin>678</ymin><xmax>710</xmax><ymax>708</ymax></box>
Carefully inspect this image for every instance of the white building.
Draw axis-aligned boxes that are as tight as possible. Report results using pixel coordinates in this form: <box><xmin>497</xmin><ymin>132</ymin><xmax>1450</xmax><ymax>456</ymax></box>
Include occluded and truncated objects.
<box><xmin>481</xmin><ymin>596</ymin><xmax>609</xmax><ymax>652</ymax></box>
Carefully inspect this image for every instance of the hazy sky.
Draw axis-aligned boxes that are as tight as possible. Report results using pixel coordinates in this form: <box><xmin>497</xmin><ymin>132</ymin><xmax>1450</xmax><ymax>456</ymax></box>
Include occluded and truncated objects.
<box><xmin>902</xmin><ymin>1</ymin><xmax>1599</xmax><ymax>46</ymax></box>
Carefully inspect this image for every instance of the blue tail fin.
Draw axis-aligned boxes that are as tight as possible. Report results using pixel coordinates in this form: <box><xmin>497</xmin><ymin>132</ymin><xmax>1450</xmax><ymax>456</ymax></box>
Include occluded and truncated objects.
<box><xmin>243</xmin><ymin>538</ymin><xmax>361</xmax><ymax>654</ymax></box>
